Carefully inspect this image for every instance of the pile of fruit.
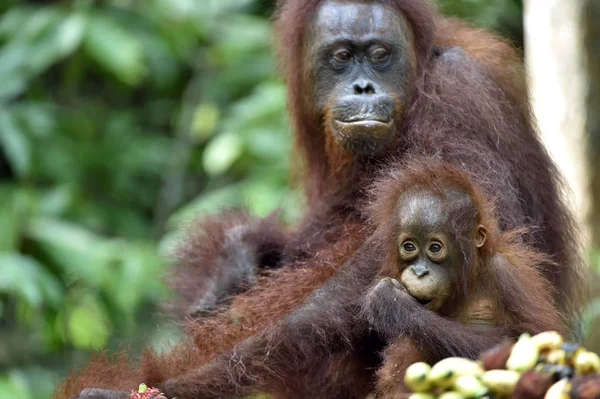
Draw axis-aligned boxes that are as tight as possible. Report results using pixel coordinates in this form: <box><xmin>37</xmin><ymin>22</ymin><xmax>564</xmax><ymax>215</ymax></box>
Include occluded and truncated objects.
<box><xmin>405</xmin><ymin>332</ymin><xmax>600</xmax><ymax>399</ymax></box>
<box><xmin>130</xmin><ymin>384</ymin><xmax>167</xmax><ymax>399</ymax></box>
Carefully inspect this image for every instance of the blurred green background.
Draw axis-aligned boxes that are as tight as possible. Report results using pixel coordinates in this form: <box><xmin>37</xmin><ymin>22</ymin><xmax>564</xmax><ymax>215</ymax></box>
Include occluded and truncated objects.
<box><xmin>0</xmin><ymin>0</ymin><xmax>587</xmax><ymax>398</ymax></box>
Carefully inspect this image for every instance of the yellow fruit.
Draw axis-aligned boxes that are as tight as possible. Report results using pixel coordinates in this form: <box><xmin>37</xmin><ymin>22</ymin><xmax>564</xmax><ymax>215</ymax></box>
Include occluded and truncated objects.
<box><xmin>544</xmin><ymin>378</ymin><xmax>571</xmax><ymax>399</ymax></box>
<box><xmin>408</xmin><ymin>393</ymin><xmax>435</xmax><ymax>399</ymax></box>
<box><xmin>545</xmin><ymin>350</ymin><xmax>567</xmax><ymax>365</ymax></box>
<box><xmin>481</xmin><ymin>370</ymin><xmax>521</xmax><ymax>396</ymax></box>
<box><xmin>573</xmin><ymin>351</ymin><xmax>600</xmax><ymax>375</ymax></box>
<box><xmin>438</xmin><ymin>392</ymin><xmax>466</xmax><ymax>399</ymax></box>
<box><xmin>405</xmin><ymin>362</ymin><xmax>433</xmax><ymax>392</ymax></box>
<box><xmin>453</xmin><ymin>375</ymin><xmax>488</xmax><ymax>398</ymax></box>
<box><xmin>531</xmin><ymin>332</ymin><xmax>564</xmax><ymax>352</ymax></box>
<box><xmin>507</xmin><ymin>333</ymin><xmax>540</xmax><ymax>373</ymax></box>
<box><xmin>428</xmin><ymin>358</ymin><xmax>484</xmax><ymax>388</ymax></box>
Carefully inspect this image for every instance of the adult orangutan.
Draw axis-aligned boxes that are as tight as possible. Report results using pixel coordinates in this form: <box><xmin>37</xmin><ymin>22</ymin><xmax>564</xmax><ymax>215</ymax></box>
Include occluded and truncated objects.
<box><xmin>172</xmin><ymin>0</ymin><xmax>582</xmax><ymax>322</ymax></box>
<box><xmin>57</xmin><ymin>0</ymin><xmax>586</xmax><ymax>397</ymax></box>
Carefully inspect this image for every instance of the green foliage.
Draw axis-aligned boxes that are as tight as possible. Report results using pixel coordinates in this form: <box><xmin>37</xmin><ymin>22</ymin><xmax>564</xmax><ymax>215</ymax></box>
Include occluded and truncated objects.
<box><xmin>435</xmin><ymin>0</ymin><xmax>523</xmax><ymax>44</ymax></box>
<box><xmin>0</xmin><ymin>0</ymin><xmax>291</xmax><ymax>397</ymax></box>
<box><xmin>0</xmin><ymin>1</ymin><xmax>526</xmax><ymax>398</ymax></box>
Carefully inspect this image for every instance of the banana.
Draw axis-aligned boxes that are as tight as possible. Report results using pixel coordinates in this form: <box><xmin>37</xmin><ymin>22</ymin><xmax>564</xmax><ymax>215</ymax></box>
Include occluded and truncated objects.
<box><xmin>532</xmin><ymin>332</ymin><xmax>564</xmax><ymax>352</ymax></box>
<box><xmin>544</xmin><ymin>378</ymin><xmax>571</xmax><ymax>399</ymax></box>
<box><xmin>546</xmin><ymin>350</ymin><xmax>568</xmax><ymax>365</ymax></box>
<box><xmin>573</xmin><ymin>351</ymin><xmax>600</xmax><ymax>375</ymax></box>
<box><xmin>405</xmin><ymin>362</ymin><xmax>433</xmax><ymax>392</ymax></box>
<box><xmin>438</xmin><ymin>392</ymin><xmax>466</xmax><ymax>399</ymax></box>
<box><xmin>453</xmin><ymin>375</ymin><xmax>488</xmax><ymax>398</ymax></box>
<box><xmin>507</xmin><ymin>333</ymin><xmax>540</xmax><ymax>373</ymax></box>
<box><xmin>480</xmin><ymin>369</ymin><xmax>521</xmax><ymax>396</ymax></box>
<box><xmin>428</xmin><ymin>358</ymin><xmax>484</xmax><ymax>388</ymax></box>
<box><xmin>408</xmin><ymin>393</ymin><xmax>435</xmax><ymax>399</ymax></box>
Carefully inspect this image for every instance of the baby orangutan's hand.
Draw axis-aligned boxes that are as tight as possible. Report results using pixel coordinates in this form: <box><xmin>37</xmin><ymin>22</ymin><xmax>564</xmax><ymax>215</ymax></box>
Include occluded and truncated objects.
<box><xmin>362</xmin><ymin>277</ymin><xmax>417</xmax><ymax>337</ymax></box>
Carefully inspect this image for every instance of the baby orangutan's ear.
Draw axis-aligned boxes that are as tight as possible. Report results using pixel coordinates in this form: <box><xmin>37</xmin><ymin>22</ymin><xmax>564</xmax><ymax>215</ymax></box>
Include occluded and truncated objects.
<box><xmin>476</xmin><ymin>225</ymin><xmax>487</xmax><ymax>248</ymax></box>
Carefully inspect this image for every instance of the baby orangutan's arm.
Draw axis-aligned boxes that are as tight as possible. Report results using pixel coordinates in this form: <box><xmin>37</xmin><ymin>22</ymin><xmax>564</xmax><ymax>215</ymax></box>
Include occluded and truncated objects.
<box><xmin>362</xmin><ymin>277</ymin><xmax>510</xmax><ymax>360</ymax></box>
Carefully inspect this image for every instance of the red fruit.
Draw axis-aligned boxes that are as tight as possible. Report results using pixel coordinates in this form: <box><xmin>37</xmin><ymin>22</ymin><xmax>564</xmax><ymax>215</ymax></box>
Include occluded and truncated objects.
<box><xmin>511</xmin><ymin>371</ymin><xmax>555</xmax><ymax>399</ymax></box>
<box><xmin>130</xmin><ymin>386</ymin><xmax>167</xmax><ymax>399</ymax></box>
<box><xmin>481</xmin><ymin>339</ymin><xmax>515</xmax><ymax>370</ymax></box>
<box><xmin>571</xmin><ymin>375</ymin><xmax>600</xmax><ymax>399</ymax></box>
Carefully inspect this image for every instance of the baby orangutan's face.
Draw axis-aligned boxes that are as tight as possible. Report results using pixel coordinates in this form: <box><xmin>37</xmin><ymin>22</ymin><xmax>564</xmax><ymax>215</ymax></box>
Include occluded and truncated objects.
<box><xmin>397</xmin><ymin>230</ymin><xmax>456</xmax><ymax>311</ymax></box>
<box><xmin>394</xmin><ymin>190</ymin><xmax>486</xmax><ymax>311</ymax></box>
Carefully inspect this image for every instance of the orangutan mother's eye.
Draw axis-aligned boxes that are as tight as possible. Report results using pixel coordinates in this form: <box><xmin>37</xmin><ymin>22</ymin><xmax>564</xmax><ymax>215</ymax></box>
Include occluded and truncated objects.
<box><xmin>333</xmin><ymin>48</ymin><xmax>352</xmax><ymax>62</ymax></box>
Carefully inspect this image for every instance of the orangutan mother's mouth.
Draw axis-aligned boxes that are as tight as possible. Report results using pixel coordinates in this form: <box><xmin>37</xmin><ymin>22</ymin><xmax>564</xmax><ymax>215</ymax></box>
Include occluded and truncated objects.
<box><xmin>334</xmin><ymin>119</ymin><xmax>394</xmax><ymax>129</ymax></box>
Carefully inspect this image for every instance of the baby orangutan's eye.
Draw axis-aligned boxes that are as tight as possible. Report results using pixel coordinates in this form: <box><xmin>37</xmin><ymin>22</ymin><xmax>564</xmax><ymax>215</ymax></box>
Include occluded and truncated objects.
<box><xmin>403</xmin><ymin>242</ymin><xmax>416</xmax><ymax>252</ymax></box>
<box><xmin>429</xmin><ymin>242</ymin><xmax>442</xmax><ymax>253</ymax></box>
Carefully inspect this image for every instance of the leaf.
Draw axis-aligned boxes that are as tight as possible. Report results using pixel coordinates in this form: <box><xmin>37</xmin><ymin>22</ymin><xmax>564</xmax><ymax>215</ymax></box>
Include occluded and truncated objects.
<box><xmin>0</xmin><ymin>75</ymin><xmax>27</xmax><ymax>101</ymax></box>
<box><xmin>19</xmin><ymin>11</ymin><xmax>84</xmax><ymax>72</ymax></box>
<box><xmin>0</xmin><ymin>372</ymin><xmax>32</xmax><ymax>399</ymax></box>
<box><xmin>201</xmin><ymin>0</ymin><xmax>255</xmax><ymax>15</ymax></box>
<box><xmin>0</xmin><ymin>185</ymin><xmax>34</xmax><ymax>252</ymax></box>
<box><xmin>13</xmin><ymin>103</ymin><xmax>57</xmax><ymax>139</ymax></box>
<box><xmin>0</xmin><ymin>44</ymin><xmax>29</xmax><ymax>100</ymax></box>
<box><xmin>102</xmin><ymin>241</ymin><xmax>166</xmax><ymax>313</ymax></box>
<box><xmin>83</xmin><ymin>13</ymin><xmax>146</xmax><ymax>86</ymax></box>
<box><xmin>135</xmin><ymin>29</ymin><xmax>180</xmax><ymax>91</ymax></box>
<box><xmin>9</xmin><ymin>7</ymin><xmax>62</xmax><ymax>42</ymax></box>
<box><xmin>244</xmin><ymin>127</ymin><xmax>290</xmax><ymax>161</ymax></box>
<box><xmin>0</xmin><ymin>6</ymin><xmax>33</xmax><ymax>39</ymax></box>
<box><xmin>152</xmin><ymin>0</ymin><xmax>254</xmax><ymax>21</ymax></box>
<box><xmin>0</xmin><ymin>110</ymin><xmax>31</xmax><ymax>177</ymax></box>
<box><xmin>1</xmin><ymin>368</ymin><xmax>56</xmax><ymax>399</ymax></box>
<box><xmin>222</xmin><ymin>82</ymin><xmax>288</xmax><ymax>133</ymax></box>
<box><xmin>68</xmin><ymin>298</ymin><xmax>111</xmax><ymax>350</ymax></box>
<box><xmin>25</xmin><ymin>218</ymin><xmax>107</xmax><ymax>284</ymax></box>
<box><xmin>50</xmin><ymin>13</ymin><xmax>86</xmax><ymax>58</ymax></box>
<box><xmin>242</xmin><ymin>177</ymin><xmax>289</xmax><ymax>218</ymax></box>
<box><xmin>0</xmin><ymin>253</ymin><xmax>63</xmax><ymax>308</ymax></box>
<box><xmin>191</xmin><ymin>103</ymin><xmax>220</xmax><ymax>141</ymax></box>
<box><xmin>202</xmin><ymin>132</ymin><xmax>243</xmax><ymax>176</ymax></box>
<box><xmin>39</xmin><ymin>184</ymin><xmax>74</xmax><ymax>216</ymax></box>
<box><xmin>214</xmin><ymin>15</ymin><xmax>271</xmax><ymax>56</ymax></box>
<box><xmin>582</xmin><ymin>296</ymin><xmax>600</xmax><ymax>340</ymax></box>
<box><xmin>0</xmin><ymin>12</ymin><xmax>85</xmax><ymax>101</ymax></box>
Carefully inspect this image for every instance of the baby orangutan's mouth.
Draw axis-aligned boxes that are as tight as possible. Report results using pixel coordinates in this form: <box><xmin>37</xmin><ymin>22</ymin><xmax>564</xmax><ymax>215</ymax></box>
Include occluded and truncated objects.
<box><xmin>416</xmin><ymin>297</ymin><xmax>433</xmax><ymax>306</ymax></box>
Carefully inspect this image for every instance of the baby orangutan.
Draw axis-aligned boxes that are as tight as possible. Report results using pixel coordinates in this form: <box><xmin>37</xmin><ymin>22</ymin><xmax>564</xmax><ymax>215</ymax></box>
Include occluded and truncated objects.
<box><xmin>361</xmin><ymin>162</ymin><xmax>566</xmax><ymax>398</ymax></box>
<box><xmin>377</xmin><ymin>186</ymin><xmax>493</xmax><ymax>326</ymax></box>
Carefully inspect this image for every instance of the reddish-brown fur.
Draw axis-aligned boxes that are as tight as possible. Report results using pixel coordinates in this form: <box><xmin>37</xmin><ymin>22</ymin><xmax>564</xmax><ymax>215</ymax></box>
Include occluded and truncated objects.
<box><xmin>275</xmin><ymin>0</ymin><xmax>583</xmax><ymax>319</ymax></box>
<box><xmin>172</xmin><ymin>0</ymin><xmax>584</xmax><ymax>323</ymax></box>
<box><xmin>362</xmin><ymin>160</ymin><xmax>564</xmax><ymax>398</ymax></box>
<box><xmin>168</xmin><ymin>211</ymin><xmax>287</xmax><ymax>317</ymax></box>
<box><xmin>56</xmin><ymin>159</ymin><xmax>567</xmax><ymax>399</ymax></box>
<box><xmin>55</xmin><ymin>0</ymin><xmax>586</xmax><ymax>397</ymax></box>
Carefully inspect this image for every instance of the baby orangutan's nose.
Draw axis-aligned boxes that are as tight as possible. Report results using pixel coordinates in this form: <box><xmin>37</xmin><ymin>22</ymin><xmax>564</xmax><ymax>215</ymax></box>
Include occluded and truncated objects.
<box><xmin>410</xmin><ymin>264</ymin><xmax>430</xmax><ymax>278</ymax></box>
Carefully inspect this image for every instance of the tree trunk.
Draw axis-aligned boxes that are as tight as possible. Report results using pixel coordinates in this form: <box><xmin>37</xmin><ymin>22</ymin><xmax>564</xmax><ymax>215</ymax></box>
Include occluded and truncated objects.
<box><xmin>583</xmin><ymin>1</ymin><xmax>600</xmax><ymax>249</ymax></box>
<box><xmin>524</xmin><ymin>0</ymin><xmax>592</xmax><ymax>250</ymax></box>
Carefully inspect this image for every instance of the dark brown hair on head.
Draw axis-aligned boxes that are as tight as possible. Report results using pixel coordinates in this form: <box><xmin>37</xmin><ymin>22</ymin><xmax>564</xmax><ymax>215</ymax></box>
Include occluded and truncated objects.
<box><xmin>367</xmin><ymin>156</ymin><xmax>500</xmax><ymax>294</ymax></box>
<box><xmin>274</xmin><ymin>0</ymin><xmax>436</xmax><ymax>205</ymax></box>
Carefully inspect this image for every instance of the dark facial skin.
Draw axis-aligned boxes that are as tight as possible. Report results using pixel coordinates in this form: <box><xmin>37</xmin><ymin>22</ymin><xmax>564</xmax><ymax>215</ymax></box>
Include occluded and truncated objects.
<box><xmin>308</xmin><ymin>0</ymin><xmax>416</xmax><ymax>155</ymax></box>
<box><xmin>393</xmin><ymin>190</ymin><xmax>486</xmax><ymax>312</ymax></box>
